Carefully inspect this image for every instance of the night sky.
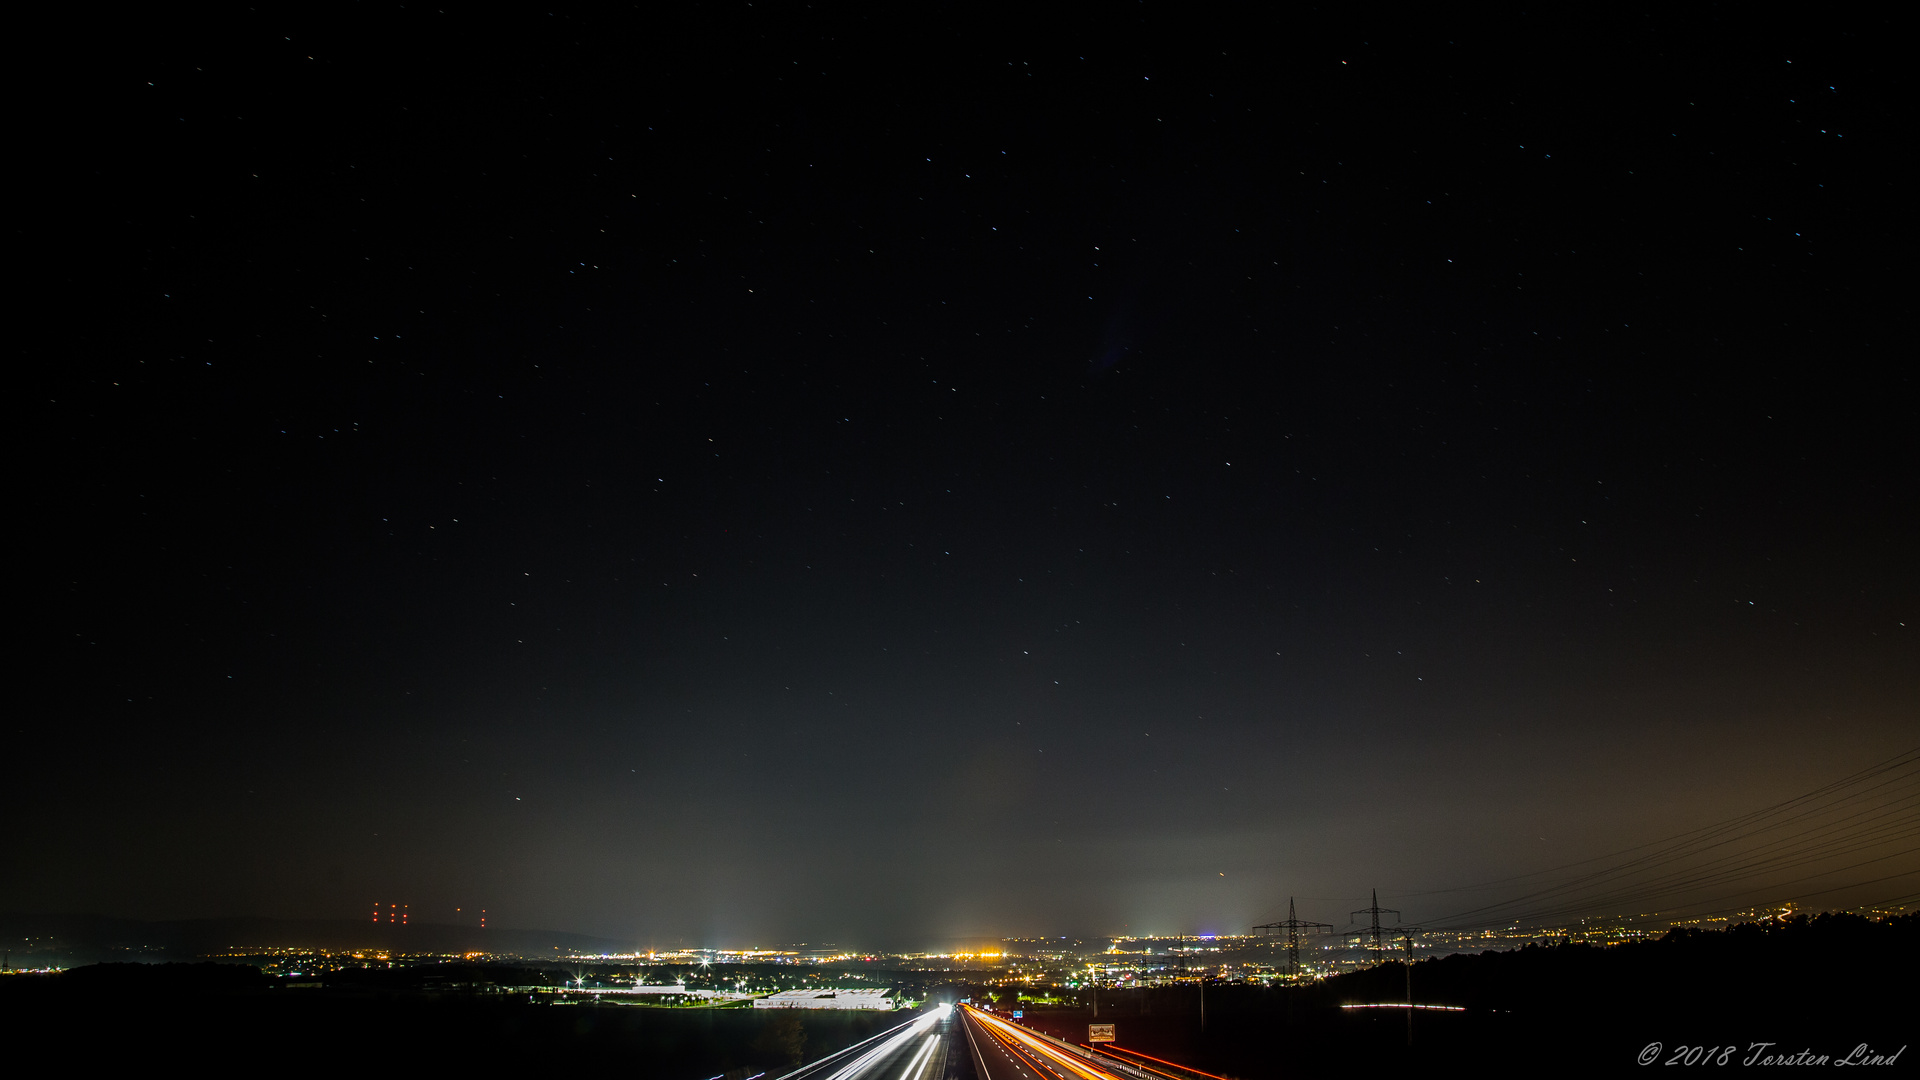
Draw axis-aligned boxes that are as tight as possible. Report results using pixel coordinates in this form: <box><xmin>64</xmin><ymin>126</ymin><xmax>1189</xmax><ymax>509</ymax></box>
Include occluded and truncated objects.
<box><xmin>16</xmin><ymin>7</ymin><xmax>1912</xmax><ymax>948</ymax></box>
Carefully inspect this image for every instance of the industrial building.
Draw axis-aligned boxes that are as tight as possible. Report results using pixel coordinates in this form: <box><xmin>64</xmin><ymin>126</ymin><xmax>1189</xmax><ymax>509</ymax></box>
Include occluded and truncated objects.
<box><xmin>753</xmin><ymin>988</ymin><xmax>895</xmax><ymax>1010</ymax></box>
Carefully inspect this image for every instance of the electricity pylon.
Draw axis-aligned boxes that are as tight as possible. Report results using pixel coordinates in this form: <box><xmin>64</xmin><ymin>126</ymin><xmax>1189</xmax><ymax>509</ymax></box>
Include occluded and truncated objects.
<box><xmin>1388</xmin><ymin>926</ymin><xmax>1430</xmax><ymax>1046</ymax></box>
<box><xmin>1254</xmin><ymin>896</ymin><xmax>1333</xmax><ymax>979</ymax></box>
<box><xmin>1348</xmin><ymin>889</ymin><xmax>1400</xmax><ymax>964</ymax></box>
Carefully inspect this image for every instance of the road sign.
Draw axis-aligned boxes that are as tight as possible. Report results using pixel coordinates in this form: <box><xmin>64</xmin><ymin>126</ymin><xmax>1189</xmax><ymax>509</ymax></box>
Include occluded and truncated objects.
<box><xmin>1012</xmin><ymin>1010</ymin><xmax>1023</xmax><ymax>1018</ymax></box>
<box><xmin>1088</xmin><ymin>1023</ymin><xmax>1115</xmax><ymax>1043</ymax></box>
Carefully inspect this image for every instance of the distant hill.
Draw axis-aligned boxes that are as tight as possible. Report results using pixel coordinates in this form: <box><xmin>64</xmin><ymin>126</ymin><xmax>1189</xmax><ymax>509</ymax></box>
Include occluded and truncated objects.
<box><xmin>0</xmin><ymin>912</ymin><xmax>630</xmax><ymax>964</ymax></box>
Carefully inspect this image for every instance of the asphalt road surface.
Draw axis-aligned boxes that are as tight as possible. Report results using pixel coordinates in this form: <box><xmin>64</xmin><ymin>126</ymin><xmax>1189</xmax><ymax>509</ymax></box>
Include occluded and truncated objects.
<box><xmin>958</xmin><ymin>1005</ymin><xmax>1134</xmax><ymax>1080</ymax></box>
<box><xmin>780</xmin><ymin>1006</ymin><xmax>957</xmax><ymax>1080</ymax></box>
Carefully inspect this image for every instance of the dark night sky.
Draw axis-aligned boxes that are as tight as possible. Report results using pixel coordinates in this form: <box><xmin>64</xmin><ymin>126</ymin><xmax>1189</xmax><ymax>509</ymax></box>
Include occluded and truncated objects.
<box><xmin>15</xmin><ymin>6</ymin><xmax>1913</xmax><ymax>947</ymax></box>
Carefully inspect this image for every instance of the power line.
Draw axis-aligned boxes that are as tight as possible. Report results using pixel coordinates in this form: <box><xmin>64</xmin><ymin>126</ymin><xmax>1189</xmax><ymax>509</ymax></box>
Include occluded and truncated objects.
<box><xmin>1252</xmin><ymin>896</ymin><xmax>1333</xmax><ymax>979</ymax></box>
<box><xmin>1347</xmin><ymin>889</ymin><xmax>1399</xmax><ymax>964</ymax></box>
<box><xmin>1402</xmin><ymin>747</ymin><xmax>1920</xmax><ymax>905</ymax></box>
<box><xmin>1411</xmin><ymin>746</ymin><xmax>1920</xmax><ymax>931</ymax></box>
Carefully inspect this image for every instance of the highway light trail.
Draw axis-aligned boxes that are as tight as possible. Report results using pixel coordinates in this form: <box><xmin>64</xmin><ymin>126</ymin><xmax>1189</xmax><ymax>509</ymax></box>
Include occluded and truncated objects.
<box><xmin>964</xmin><ymin>1005</ymin><xmax>1127</xmax><ymax>1080</ymax></box>
<box><xmin>1101</xmin><ymin>1045</ymin><xmax>1233</xmax><ymax>1080</ymax></box>
<box><xmin>894</xmin><ymin>1030</ymin><xmax>941</xmax><ymax>1080</ymax></box>
<box><xmin>775</xmin><ymin>1007</ymin><xmax>951</xmax><ymax>1080</ymax></box>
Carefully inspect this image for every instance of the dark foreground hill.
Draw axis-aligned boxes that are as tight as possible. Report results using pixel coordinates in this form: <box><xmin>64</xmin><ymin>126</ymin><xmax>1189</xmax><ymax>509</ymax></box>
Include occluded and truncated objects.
<box><xmin>1005</xmin><ymin>914</ymin><xmax>1915</xmax><ymax>1078</ymax></box>
<box><xmin>0</xmin><ymin>962</ymin><xmax>907</xmax><ymax>1076</ymax></box>
<box><xmin>1</xmin><ymin>915</ymin><xmax>1910</xmax><ymax>1077</ymax></box>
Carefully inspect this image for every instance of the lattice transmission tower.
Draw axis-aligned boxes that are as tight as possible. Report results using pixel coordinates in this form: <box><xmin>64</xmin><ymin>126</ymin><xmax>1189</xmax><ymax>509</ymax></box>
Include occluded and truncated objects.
<box><xmin>1253</xmin><ymin>896</ymin><xmax>1334</xmax><ymax>978</ymax></box>
<box><xmin>1349</xmin><ymin>889</ymin><xmax>1400</xmax><ymax>964</ymax></box>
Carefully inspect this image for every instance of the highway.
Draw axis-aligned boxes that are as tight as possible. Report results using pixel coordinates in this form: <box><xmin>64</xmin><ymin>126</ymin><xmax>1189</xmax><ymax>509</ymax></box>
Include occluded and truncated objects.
<box><xmin>771</xmin><ymin>1002</ymin><xmax>1145</xmax><ymax>1080</ymax></box>
<box><xmin>777</xmin><ymin>1005</ymin><xmax>957</xmax><ymax>1080</ymax></box>
<box><xmin>957</xmin><ymin>1005</ymin><xmax>1135</xmax><ymax>1080</ymax></box>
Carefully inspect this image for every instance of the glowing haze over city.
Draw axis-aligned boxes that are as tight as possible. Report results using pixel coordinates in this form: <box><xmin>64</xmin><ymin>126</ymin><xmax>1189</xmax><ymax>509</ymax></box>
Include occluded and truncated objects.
<box><xmin>13</xmin><ymin>2</ymin><xmax>1912</xmax><ymax>970</ymax></box>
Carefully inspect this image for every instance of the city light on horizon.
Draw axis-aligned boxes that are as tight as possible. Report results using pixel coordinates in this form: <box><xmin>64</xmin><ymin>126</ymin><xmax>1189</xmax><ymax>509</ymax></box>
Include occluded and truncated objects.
<box><xmin>7</xmin><ymin>17</ymin><xmax>1911</xmax><ymax>1069</ymax></box>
